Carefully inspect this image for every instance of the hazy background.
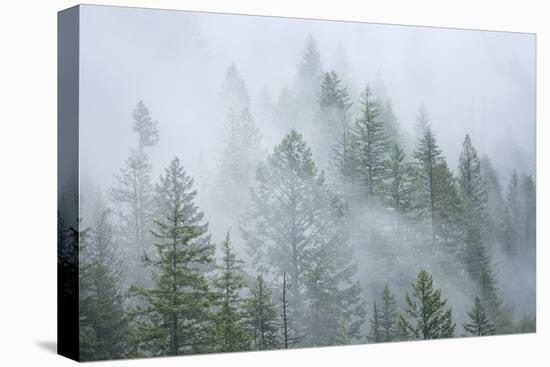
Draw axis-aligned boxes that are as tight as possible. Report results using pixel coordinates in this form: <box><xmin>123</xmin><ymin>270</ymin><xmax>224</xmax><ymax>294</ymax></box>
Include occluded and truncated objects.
<box><xmin>79</xmin><ymin>5</ymin><xmax>535</xmax><ymax>191</ymax></box>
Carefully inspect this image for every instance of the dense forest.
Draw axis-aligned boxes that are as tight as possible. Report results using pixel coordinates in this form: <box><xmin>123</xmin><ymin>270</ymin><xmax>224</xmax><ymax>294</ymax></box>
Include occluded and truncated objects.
<box><xmin>59</xmin><ymin>26</ymin><xmax>535</xmax><ymax>360</ymax></box>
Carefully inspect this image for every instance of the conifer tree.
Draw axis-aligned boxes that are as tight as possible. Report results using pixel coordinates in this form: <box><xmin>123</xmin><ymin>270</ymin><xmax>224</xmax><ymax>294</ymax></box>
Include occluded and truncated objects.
<box><xmin>415</xmin><ymin>104</ymin><xmax>430</xmax><ymax>142</ymax></box>
<box><xmin>316</xmin><ymin>71</ymin><xmax>352</xmax><ymax>168</ymax></box>
<box><xmin>378</xmin><ymin>285</ymin><xmax>398</xmax><ymax>342</ymax></box>
<box><xmin>397</xmin><ymin>269</ymin><xmax>456</xmax><ymax>340</ymax></box>
<box><xmin>131</xmin><ymin>158</ymin><xmax>215</xmax><ymax>356</ymax></box>
<box><xmin>463</xmin><ymin>297</ymin><xmax>496</xmax><ymax>336</ymax></box>
<box><xmin>213</xmin><ymin>232</ymin><xmax>250</xmax><ymax>352</ymax></box>
<box><xmin>216</xmin><ymin>107</ymin><xmax>263</xmax><ymax>218</ymax></box>
<box><xmin>303</xmin><ymin>255</ymin><xmax>366</xmax><ymax>347</ymax></box>
<box><xmin>480</xmin><ymin>155</ymin><xmax>504</xmax><ymax>244</ymax></box>
<box><xmin>520</xmin><ymin>174</ymin><xmax>536</xmax><ymax>252</ymax></box>
<box><xmin>242</xmin><ymin>130</ymin><xmax>345</xmax><ymax>317</ymax></box>
<box><xmin>379</xmin><ymin>99</ymin><xmax>400</xmax><ymax>146</ymax></box>
<box><xmin>384</xmin><ymin>143</ymin><xmax>413</xmax><ymax>236</ymax></box>
<box><xmin>246</xmin><ymin>275</ymin><xmax>280</xmax><ymax>350</ymax></box>
<box><xmin>80</xmin><ymin>208</ymin><xmax>128</xmax><ymax>361</ymax></box>
<box><xmin>109</xmin><ymin>101</ymin><xmax>158</xmax><ymax>285</ymax></box>
<box><xmin>457</xmin><ymin>135</ymin><xmax>500</xmax><ymax>318</ymax></box>
<box><xmin>369</xmin><ymin>300</ymin><xmax>381</xmax><ymax>343</ymax></box>
<box><xmin>412</xmin><ymin>128</ymin><xmax>460</xmax><ymax>243</ymax></box>
<box><xmin>502</xmin><ymin>171</ymin><xmax>520</xmax><ymax>253</ymax></box>
<box><xmin>221</xmin><ymin>63</ymin><xmax>251</xmax><ymax>113</ymax></box>
<box><xmin>354</xmin><ymin>84</ymin><xmax>387</xmax><ymax>198</ymax></box>
<box><xmin>295</xmin><ymin>35</ymin><xmax>323</xmax><ymax>108</ymax></box>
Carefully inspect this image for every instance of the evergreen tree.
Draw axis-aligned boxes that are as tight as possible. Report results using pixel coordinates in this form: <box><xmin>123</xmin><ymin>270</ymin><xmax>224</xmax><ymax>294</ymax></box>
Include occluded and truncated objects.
<box><xmin>216</xmin><ymin>107</ymin><xmax>263</xmax><ymax>218</ymax></box>
<box><xmin>213</xmin><ymin>232</ymin><xmax>250</xmax><ymax>352</ymax></box>
<box><xmin>246</xmin><ymin>275</ymin><xmax>280</xmax><ymax>350</ymax></box>
<box><xmin>242</xmin><ymin>130</ymin><xmax>345</xmax><ymax>317</ymax></box>
<box><xmin>378</xmin><ymin>285</ymin><xmax>398</xmax><ymax>342</ymax></box>
<box><xmin>80</xmin><ymin>208</ymin><xmax>128</xmax><ymax>360</ymax></box>
<box><xmin>132</xmin><ymin>100</ymin><xmax>159</xmax><ymax>152</ymax></box>
<box><xmin>379</xmin><ymin>99</ymin><xmax>400</xmax><ymax>146</ymax></box>
<box><xmin>397</xmin><ymin>269</ymin><xmax>456</xmax><ymax>340</ymax></box>
<box><xmin>412</xmin><ymin>128</ymin><xmax>460</xmax><ymax>243</ymax></box>
<box><xmin>369</xmin><ymin>300</ymin><xmax>381</xmax><ymax>343</ymax></box>
<box><xmin>109</xmin><ymin>101</ymin><xmax>158</xmax><ymax>285</ymax></box>
<box><xmin>131</xmin><ymin>158</ymin><xmax>215</xmax><ymax>356</ymax></box>
<box><xmin>316</xmin><ymin>71</ymin><xmax>352</xmax><ymax>168</ymax></box>
<box><xmin>457</xmin><ymin>135</ymin><xmax>500</xmax><ymax>318</ymax></box>
<box><xmin>502</xmin><ymin>171</ymin><xmax>520</xmax><ymax>253</ymax></box>
<box><xmin>415</xmin><ymin>104</ymin><xmax>430</xmax><ymax>142</ymax></box>
<box><xmin>354</xmin><ymin>84</ymin><xmax>387</xmax><ymax>198</ymax></box>
<box><xmin>303</xmin><ymin>254</ymin><xmax>366</xmax><ymax>347</ymax></box>
<box><xmin>480</xmin><ymin>155</ymin><xmax>504</xmax><ymax>245</ymax></box>
<box><xmin>221</xmin><ymin>63</ymin><xmax>251</xmax><ymax>113</ymax></box>
<box><xmin>463</xmin><ymin>297</ymin><xmax>496</xmax><ymax>336</ymax></box>
<box><xmin>384</xmin><ymin>143</ymin><xmax>413</xmax><ymax>236</ymax></box>
<box><xmin>520</xmin><ymin>174</ymin><xmax>536</xmax><ymax>252</ymax></box>
<box><xmin>295</xmin><ymin>35</ymin><xmax>323</xmax><ymax>108</ymax></box>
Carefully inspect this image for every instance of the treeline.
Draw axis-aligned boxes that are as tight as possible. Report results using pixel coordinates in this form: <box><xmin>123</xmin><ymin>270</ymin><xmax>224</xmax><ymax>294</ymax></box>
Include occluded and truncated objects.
<box><xmin>70</xmin><ymin>35</ymin><xmax>536</xmax><ymax>361</ymax></box>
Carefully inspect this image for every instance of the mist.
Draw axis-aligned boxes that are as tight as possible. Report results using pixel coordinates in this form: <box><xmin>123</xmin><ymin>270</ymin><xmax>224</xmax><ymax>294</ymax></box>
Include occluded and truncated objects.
<box><xmin>71</xmin><ymin>4</ymin><xmax>536</xmax><ymax>360</ymax></box>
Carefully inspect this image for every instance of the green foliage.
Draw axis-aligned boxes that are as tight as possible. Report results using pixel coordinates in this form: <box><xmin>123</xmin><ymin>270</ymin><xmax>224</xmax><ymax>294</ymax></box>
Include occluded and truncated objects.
<box><xmin>463</xmin><ymin>297</ymin><xmax>496</xmax><ymax>336</ymax></box>
<box><xmin>130</xmin><ymin>158</ymin><xmax>216</xmax><ymax>356</ymax></box>
<box><xmin>412</xmin><ymin>127</ymin><xmax>460</xmax><ymax>242</ymax></box>
<box><xmin>242</xmin><ymin>130</ymin><xmax>345</xmax><ymax>315</ymax></box>
<box><xmin>213</xmin><ymin>232</ymin><xmax>250</xmax><ymax>352</ymax></box>
<box><xmin>353</xmin><ymin>85</ymin><xmax>388</xmax><ymax>198</ymax></box>
<box><xmin>79</xmin><ymin>209</ymin><xmax>128</xmax><ymax>361</ymax></box>
<box><xmin>132</xmin><ymin>100</ymin><xmax>159</xmax><ymax>150</ymax></box>
<box><xmin>303</xmin><ymin>255</ymin><xmax>366</xmax><ymax>347</ymax></box>
<box><xmin>384</xmin><ymin>143</ymin><xmax>414</xmax><ymax>235</ymax></box>
<box><xmin>398</xmin><ymin>269</ymin><xmax>456</xmax><ymax>340</ymax></box>
<box><xmin>245</xmin><ymin>275</ymin><xmax>280</xmax><ymax>350</ymax></box>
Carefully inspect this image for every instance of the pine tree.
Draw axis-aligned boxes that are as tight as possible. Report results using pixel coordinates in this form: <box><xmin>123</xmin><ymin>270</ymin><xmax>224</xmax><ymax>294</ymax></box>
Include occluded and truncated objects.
<box><xmin>502</xmin><ymin>171</ymin><xmax>520</xmax><ymax>253</ymax></box>
<box><xmin>397</xmin><ymin>269</ymin><xmax>456</xmax><ymax>340</ymax></box>
<box><xmin>213</xmin><ymin>232</ymin><xmax>250</xmax><ymax>352</ymax></box>
<box><xmin>216</xmin><ymin>107</ymin><xmax>263</xmax><ymax>219</ymax></box>
<box><xmin>109</xmin><ymin>101</ymin><xmax>158</xmax><ymax>285</ymax></box>
<box><xmin>463</xmin><ymin>297</ymin><xmax>496</xmax><ymax>336</ymax></box>
<box><xmin>303</xmin><ymin>254</ymin><xmax>366</xmax><ymax>347</ymax></box>
<box><xmin>384</xmin><ymin>143</ymin><xmax>413</xmax><ymax>237</ymax></box>
<box><xmin>295</xmin><ymin>35</ymin><xmax>323</xmax><ymax>108</ymax></box>
<box><xmin>221</xmin><ymin>63</ymin><xmax>251</xmax><ymax>113</ymax></box>
<box><xmin>480</xmin><ymin>155</ymin><xmax>504</xmax><ymax>245</ymax></box>
<box><xmin>131</xmin><ymin>158</ymin><xmax>215</xmax><ymax>356</ymax></box>
<box><xmin>457</xmin><ymin>135</ymin><xmax>500</xmax><ymax>318</ymax></box>
<box><xmin>316</xmin><ymin>71</ymin><xmax>352</xmax><ymax>168</ymax></box>
<box><xmin>242</xmin><ymin>130</ymin><xmax>345</xmax><ymax>317</ymax></box>
<box><xmin>415</xmin><ymin>104</ymin><xmax>430</xmax><ymax>142</ymax></box>
<box><xmin>246</xmin><ymin>275</ymin><xmax>280</xmax><ymax>350</ymax></box>
<box><xmin>354</xmin><ymin>84</ymin><xmax>387</xmax><ymax>198</ymax></box>
<box><xmin>412</xmin><ymin>128</ymin><xmax>460</xmax><ymax>243</ymax></box>
<box><xmin>80</xmin><ymin>208</ymin><xmax>128</xmax><ymax>361</ymax></box>
<box><xmin>369</xmin><ymin>300</ymin><xmax>381</xmax><ymax>343</ymax></box>
<box><xmin>519</xmin><ymin>174</ymin><xmax>536</xmax><ymax>252</ymax></box>
<box><xmin>379</xmin><ymin>285</ymin><xmax>398</xmax><ymax>342</ymax></box>
<box><xmin>132</xmin><ymin>100</ymin><xmax>159</xmax><ymax>152</ymax></box>
<box><xmin>379</xmin><ymin>99</ymin><xmax>400</xmax><ymax>146</ymax></box>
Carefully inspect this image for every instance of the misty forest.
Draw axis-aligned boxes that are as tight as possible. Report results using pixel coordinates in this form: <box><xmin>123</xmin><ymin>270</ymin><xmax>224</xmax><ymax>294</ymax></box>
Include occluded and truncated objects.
<box><xmin>58</xmin><ymin>8</ymin><xmax>535</xmax><ymax>361</ymax></box>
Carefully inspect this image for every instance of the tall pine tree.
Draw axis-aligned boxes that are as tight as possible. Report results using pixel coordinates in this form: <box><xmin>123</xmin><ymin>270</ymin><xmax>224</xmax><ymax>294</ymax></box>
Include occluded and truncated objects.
<box><xmin>131</xmin><ymin>158</ymin><xmax>216</xmax><ymax>356</ymax></box>
<box><xmin>213</xmin><ymin>231</ymin><xmax>250</xmax><ymax>352</ymax></box>
<box><xmin>397</xmin><ymin>269</ymin><xmax>456</xmax><ymax>340</ymax></box>
<box><xmin>246</xmin><ymin>275</ymin><xmax>280</xmax><ymax>350</ymax></box>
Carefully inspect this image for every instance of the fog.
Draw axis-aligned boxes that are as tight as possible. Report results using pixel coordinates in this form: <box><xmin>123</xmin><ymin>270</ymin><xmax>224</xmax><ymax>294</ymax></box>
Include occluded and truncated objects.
<box><xmin>73</xmin><ymin>5</ymin><xmax>536</xmax><ymax>358</ymax></box>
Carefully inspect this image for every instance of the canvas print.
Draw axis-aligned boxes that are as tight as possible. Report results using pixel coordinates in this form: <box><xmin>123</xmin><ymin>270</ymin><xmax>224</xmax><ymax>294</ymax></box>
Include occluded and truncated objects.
<box><xmin>58</xmin><ymin>5</ymin><xmax>536</xmax><ymax>362</ymax></box>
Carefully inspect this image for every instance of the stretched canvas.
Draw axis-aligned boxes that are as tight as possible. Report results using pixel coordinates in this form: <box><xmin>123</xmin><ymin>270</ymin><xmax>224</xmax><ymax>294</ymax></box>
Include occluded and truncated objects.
<box><xmin>58</xmin><ymin>4</ymin><xmax>536</xmax><ymax>362</ymax></box>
